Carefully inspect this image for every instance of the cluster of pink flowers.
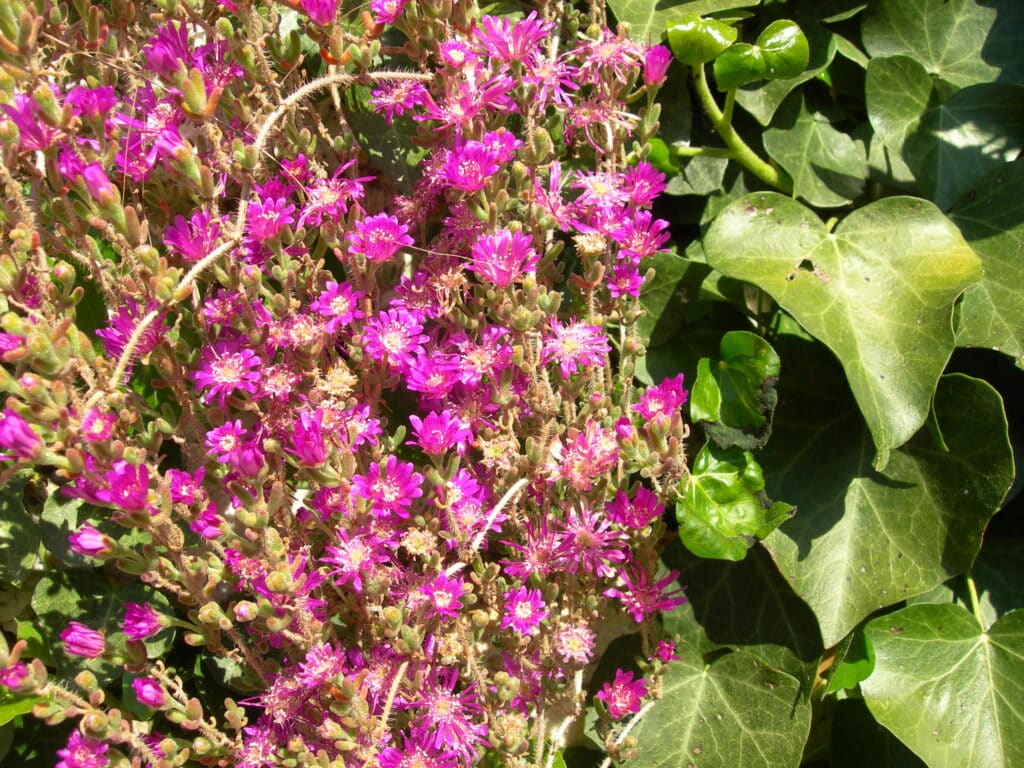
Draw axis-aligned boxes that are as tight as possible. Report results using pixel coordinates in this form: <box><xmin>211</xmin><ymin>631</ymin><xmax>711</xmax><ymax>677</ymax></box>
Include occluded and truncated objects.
<box><xmin>0</xmin><ymin>1</ymin><xmax>692</xmax><ymax>766</ymax></box>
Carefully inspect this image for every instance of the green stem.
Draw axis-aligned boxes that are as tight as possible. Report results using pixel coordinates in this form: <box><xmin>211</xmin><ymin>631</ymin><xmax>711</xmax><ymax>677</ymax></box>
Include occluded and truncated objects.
<box><xmin>674</xmin><ymin>146</ymin><xmax>734</xmax><ymax>158</ymax></box>
<box><xmin>691</xmin><ymin>65</ymin><xmax>793</xmax><ymax>194</ymax></box>
<box><xmin>965</xmin><ymin>570</ymin><xmax>985</xmax><ymax>627</ymax></box>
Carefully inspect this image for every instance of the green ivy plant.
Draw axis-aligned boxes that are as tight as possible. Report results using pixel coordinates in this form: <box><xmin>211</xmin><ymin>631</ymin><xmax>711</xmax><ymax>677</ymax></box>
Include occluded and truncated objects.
<box><xmin>599</xmin><ymin>0</ymin><xmax>1024</xmax><ymax>765</ymax></box>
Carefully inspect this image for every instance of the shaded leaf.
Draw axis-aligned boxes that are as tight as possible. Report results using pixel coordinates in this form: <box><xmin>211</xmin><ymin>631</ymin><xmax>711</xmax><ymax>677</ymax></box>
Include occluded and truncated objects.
<box><xmin>866</xmin><ymin>56</ymin><xmax>1024</xmax><ymax>209</ymax></box>
<box><xmin>690</xmin><ymin>330</ymin><xmax>780</xmax><ymax>450</ymax></box>
<box><xmin>950</xmin><ymin>161</ymin><xmax>1024</xmax><ymax>364</ymax></box>
<box><xmin>661</xmin><ymin>541</ymin><xmax>823</xmax><ymax>685</ymax></box>
<box><xmin>0</xmin><ymin>474</ymin><xmax>40</xmax><ymax>587</ymax></box>
<box><xmin>735</xmin><ymin>26</ymin><xmax>837</xmax><ymax>125</ymax></box>
<box><xmin>862</xmin><ymin>0</ymin><xmax>1024</xmax><ymax>88</ymax></box>
<box><xmin>830</xmin><ymin>698</ymin><xmax>926</xmax><ymax>768</ymax></box>
<box><xmin>0</xmin><ymin>690</ymin><xmax>42</xmax><ymax>727</ymax></box>
<box><xmin>763</xmin><ymin>94</ymin><xmax>867</xmax><ymax>207</ymax></box>
<box><xmin>606</xmin><ymin>0</ymin><xmax>760</xmax><ymax>43</ymax></box>
<box><xmin>630</xmin><ymin>646</ymin><xmax>810</xmax><ymax>768</ymax></box>
<box><xmin>863</xmin><ymin>605</ymin><xmax>1024</xmax><ymax>768</ymax></box>
<box><xmin>704</xmin><ymin>192</ymin><xmax>981</xmax><ymax>459</ymax></box>
<box><xmin>677</xmin><ymin>443</ymin><xmax>793</xmax><ymax>560</ymax></box>
<box><xmin>825</xmin><ymin>626</ymin><xmax>874</xmax><ymax>692</ymax></box>
<box><xmin>760</xmin><ymin>341</ymin><xmax>1013</xmax><ymax>646</ymax></box>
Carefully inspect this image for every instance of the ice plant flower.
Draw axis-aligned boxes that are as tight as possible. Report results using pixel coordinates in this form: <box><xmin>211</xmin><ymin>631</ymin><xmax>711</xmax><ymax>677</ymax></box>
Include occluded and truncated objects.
<box><xmin>124</xmin><ymin>603</ymin><xmax>162</xmax><ymax>641</ymax></box>
<box><xmin>351</xmin><ymin>455</ymin><xmax>424</xmax><ymax>519</ymax></box>
<box><xmin>470</xmin><ymin>228</ymin><xmax>539</xmax><ymax>287</ymax></box>
<box><xmin>348</xmin><ymin>212</ymin><xmax>414</xmax><ymax>262</ymax></box>
<box><xmin>501</xmin><ymin>586</ymin><xmax>548</xmax><ymax>635</ymax></box>
<box><xmin>132</xmin><ymin>677</ymin><xmax>167</xmax><ymax>708</ymax></box>
<box><xmin>61</xmin><ymin>622</ymin><xmax>105</xmax><ymax>658</ymax></box>
<box><xmin>192</xmin><ymin>339</ymin><xmax>263</xmax><ymax>409</ymax></box>
<box><xmin>408</xmin><ymin>410</ymin><xmax>473</xmax><ymax>456</ymax></box>
<box><xmin>56</xmin><ymin>731</ymin><xmax>109</xmax><ymax>768</ymax></box>
<box><xmin>596</xmin><ymin>670</ymin><xmax>647</xmax><ymax>719</ymax></box>
<box><xmin>543</xmin><ymin>319</ymin><xmax>611</xmax><ymax>378</ymax></box>
<box><xmin>68</xmin><ymin>523</ymin><xmax>115</xmax><ymax>558</ymax></box>
<box><xmin>0</xmin><ymin>408</ymin><xmax>41</xmax><ymax>460</ymax></box>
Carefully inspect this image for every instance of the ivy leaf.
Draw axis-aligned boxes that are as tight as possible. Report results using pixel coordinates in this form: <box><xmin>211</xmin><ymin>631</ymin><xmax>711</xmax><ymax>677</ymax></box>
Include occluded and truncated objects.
<box><xmin>866</xmin><ymin>56</ymin><xmax>1024</xmax><ymax>210</ymax></box>
<box><xmin>0</xmin><ymin>690</ymin><xmax>42</xmax><ymax>727</ymax></box>
<box><xmin>862</xmin><ymin>0</ymin><xmax>1024</xmax><ymax>88</ymax></box>
<box><xmin>40</xmin><ymin>491</ymin><xmax>150</xmax><ymax>569</ymax></box>
<box><xmin>661</xmin><ymin>541</ymin><xmax>823</xmax><ymax>685</ymax></box>
<box><xmin>735</xmin><ymin>26</ymin><xmax>837</xmax><ymax>126</ymax></box>
<box><xmin>690</xmin><ymin>330</ymin><xmax>780</xmax><ymax>450</ymax></box>
<box><xmin>0</xmin><ymin>474</ymin><xmax>41</xmax><ymax>587</ymax></box>
<box><xmin>760</xmin><ymin>340</ymin><xmax>1013</xmax><ymax>646</ymax></box>
<box><xmin>762</xmin><ymin>94</ymin><xmax>867</xmax><ymax>207</ymax></box>
<box><xmin>704</xmin><ymin>192</ymin><xmax>981</xmax><ymax>461</ymax></box>
<box><xmin>677</xmin><ymin>443</ymin><xmax>793</xmax><ymax>561</ymax></box>
<box><xmin>950</xmin><ymin>161</ymin><xmax>1024</xmax><ymax>365</ymax></box>
<box><xmin>605</xmin><ymin>0</ymin><xmax>759</xmax><ymax>42</ymax></box>
<box><xmin>830</xmin><ymin>698</ymin><xmax>927</xmax><ymax>768</ymax></box>
<box><xmin>637</xmin><ymin>249</ymin><xmax>694</xmax><ymax>345</ymax></box>
<box><xmin>825</xmin><ymin>626</ymin><xmax>874</xmax><ymax>692</ymax></box>
<box><xmin>862</xmin><ymin>605</ymin><xmax>1024</xmax><ymax>768</ymax></box>
<box><xmin>630</xmin><ymin>646</ymin><xmax>811</xmax><ymax>768</ymax></box>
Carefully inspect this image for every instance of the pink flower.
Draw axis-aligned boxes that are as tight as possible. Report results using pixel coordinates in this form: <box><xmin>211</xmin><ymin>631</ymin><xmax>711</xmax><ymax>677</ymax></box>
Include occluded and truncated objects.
<box><xmin>61</xmin><ymin>622</ymin><xmax>105</xmax><ymax>658</ymax></box>
<box><xmin>623</xmin><ymin>161</ymin><xmax>667</xmax><ymax>207</ymax></box>
<box><xmin>418</xmin><ymin>574</ymin><xmax>470</xmax><ymax>620</ymax></box>
<box><xmin>555</xmin><ymin>504</ymin><xmax>627</xmax><ymax>577</ymax></box>
<box><xmin>0</xmin><ymin>661</ymin><xmax>29</xmax><ymax>690</ymax></box>
<box><xmin>80</xmin><ymin>408</ymin><xmax>116</xmax><ymax>443</ymax></box>
<box><xmin>470</xmin><ymin>228</ymin><xmax>539</xmax><ymax>287</ymax></box>
<box><xmin>501</xmin><ymin>586</ymin><xmax>548</xmax><ymax>635</ymax></box>
<box><xmin>547</xmin><ymin>420</ymin><xmax>619</xmax><ymax>491</ymax></box>
<box><xmin>605</xmin><ymin>487</ymin><xmax>665</xmax><ymax>529</ymax></box>
<box><xmin>124</xmin><ymin>603</ymin><xmax>162</xmax><ymax>641</ymax></box>
<box><xmin>68</xmin><ymin>523</ymin><xmax>114</xmax><ymax>558</ymax></box>
<box><xmin>442</xmin><ymin>141</ymin><xmax>500</xmax><ymax>194</ymax></box>
<box><xmin>543</xmin><ymin>319</ymin><xmax>610</xmax><ymax>379</ymax></box>
<box><xmin>81</xmin><ymin>163</ymin><xmax>117</xmax><ymax>205</ymax></box>
<box><xmin>245</xmin><ymin>198</ymin><xmax>295</xmax><ymax>242</ymax></box>
<box><xmin>164</xmin><ymin>210</ymin><xmax>223</xmax><ymax>262</ymax></box>
<box><xmin>369</xmin><ymin>80</ymin><xmax>428</xmax><ymax>124</ymax></box>
<box><xmin>370</xmin><ymin>0</ymin><xmax>406</xmax><ymax>24</ymax></box>
<box><xmin>605</xmin><ymin>566</ymin><xmax>688</xmax><ymax>623</ymax></box>
<box><xmin>554</xmin><ymin>622</ymin><xmax>596</xmax><ymax>665</ymax></box>
<box><xmin>132</xmin><ymin>677</ymin><xmax>166</xmax><ymax>708</ymax></box>
<box><xmin>596</xmin><ymin>669</ymin><xmax>647</xmax><ymax>719</ymax></box>
<box><xmin>361</xmin><ymin>308</ymin><xmax>429</xmax><ymax>373</ymax></box>
<box><xmin>472</xmin><ymin>11</ymin><xmax>552</xmax><ymax>62</ymax></box>
<box><xmin>310</xmin><ymin>281</ymin><xmax>365</xmax><ymax>330</ymax></box>
<box><xmin>301</xmin><ymin>0</ymin><xmax>338</xmax><ymax>25</ymax></box>
<box><xmin>95</xmin><ymin>300</ymin><xmax>167</xmax><ymax>376</ymax></box>
<box><xmin>633</xmin><ymin>374</ymin><xmax>688</xmax><ymax>433</ymax></box>
<box><xmin>65</xmin><ymin>86</ymin><xmax>117</xmax><ymax>118</ymax></box>
<box><xmin>409</xmin><ymin>668</ymin><xmax>488</xmax><ymax>762</ymax></box>
<box><xmin>0</xmin><ymin>408</ymin><xmax>41</xmax><ymax>460</ymax></box>
<box><xmin>2</xmin><ymin>92</ymin><xmax>60</xmax><ymax>152</ymax></box>
<box><xmin>290</xmin><ymin>409</ymin><xmax>327</xmax><ymax>466</ymax></box>
<box><xmin>94</xmin><ymin>460</ymin><xmax>150</xmax><ymax>512</ymax></box>
<box><xmin>351</xmin><ymin>455</ymin><xmax>424</xmax><ymax>519</ymax></box>
<box><xmin>192</xmin><ymin>339</ymin><xmax>263</xmax><ymax>409</ymax></box>
<box><xmin>349</xmin><ymin>212</ymin><xmax>414</xmax><ymax>262</ymax></box>
<box><xmin>56</xmin><ymin>731</ymin><xmax>109</xmax><ymax>768</ymax></box>
<box><xmin>643</xmin><ymin>44</ymin><xmax>673</xmax><ymax>86</ymax></box>
<box><xmin>408</xmin><ymin>410</ymin><xmax>473</xmax><ymax>456</ymax></box>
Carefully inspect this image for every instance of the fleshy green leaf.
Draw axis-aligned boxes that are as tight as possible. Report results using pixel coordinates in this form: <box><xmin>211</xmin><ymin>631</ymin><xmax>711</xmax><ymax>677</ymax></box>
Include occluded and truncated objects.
<box><xmin>757</xmin><ymin>20</ymin><xmax>810</xmax><ymax>79</ymax></box>
<box><xmin>0</xmin><ymin>474</ymin><xmax>40</xmax><ymax>587</ymax></box>
<box><xmin>762</xmin><ymin>94</ymin><xmax>867</xmax><ymax>207</ymax></box>
<box><xmin>863</xmin><ymin>605</ymin><xmax>1024</xmax><ymax>768</ymax></box>
<box><xmin>677</xmin><ymin>443</ymin><xmax>793</xmax><ymax>560</ymax></box>
<box><xmin>714</xmin><ymin>42</ymin><xmax>768</xmax><ymax>89</ymax></box>
<box><xmin>690</xmin><ymin>330</ymin><xmax>780</xmax><ymax>450</ymax></box>
<box><xmin>630</xmin><ymin>647</ymin><xmax>811</xmax><ymax>768</ymax></box>
<box><xmin>866</xmin><ymin>56</ymin><xmax>1024</xmax><ymax>209</ymax></box>
<box><xmin>950</xmin><ymin>162</ymin><xmax>1024</xmax><ymax>364</ymax></box>
<box><xmin>606</xmin><ymin>0</ymin><xmax>759</xmax><ymax>42</ymax></box>
<box><xmin>667</xmin><ymin>15</ymin><xmax>738</xmax><ymax>65</ymax></box>
<box><xmin>862</xmin><ymin>0</ymin><xmax>1024</xmax><ymax>88</ymax></box>
<box><xmin>0</xmin><ymin>691</ymin><xmax>42</xmax><ymax>727</ymax></box>
<box><xmin>704</xmin><ymin>192</ymin><xmax>981</xmax><ymax>459</ymax></box>
<box><xmin>661</xmin><ymin>542</ymin><xmax>823</xmax><ymax>685</ymax></box>
<box><xmin>760</xmin><ymin>341</ymin><xmax>1013</xmax><ymax>646</ymax></box>
<box><xmin>735</xmin><ymin>27</ymin><xmax>837</xmax><ymax>125</ymax></box>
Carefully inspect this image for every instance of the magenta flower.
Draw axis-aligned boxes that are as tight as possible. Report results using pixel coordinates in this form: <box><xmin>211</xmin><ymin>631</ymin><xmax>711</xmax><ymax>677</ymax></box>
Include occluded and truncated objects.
<box><xmin>379</xmin><ymin>731</ymin><xmax>459</xmax><ymax>768</ymax></box>
<box><xmin>651</xmin><ymin>640</ymin><xmax>680</xmax><ymax>663</ymax></box>
<box><xmin>442</xmin><ymin>141</ymin><xmax>500</xmax><ymax>194</ymax></box>
<box><xmin>2</xmin><ymin>92</ymin><xmax>60</xmax><ymax>152</ymax></box>
<box><xmin>452</xmin><ymin>326</ymin><xmax>512</xmax><ymax>386</ymax></box>
<box><xmin>94</xmin><ymin>460</ymin><xmax>150</xmax><ymax>512</ymax></box>
<box><xmin>301</xmin><ymin>0</ymin><xmax>338</xmax><ymax>25</ymax></box>
<box><xmin>65</xmin><ymin>85</ymin><xmax>117</xmax><ymax>118</ymax></box>
<box><xmin>143</xmin><ymin>21</ymin><xmax>191</xmax><ymax>80</ymax></box>
<box><xmin>643</xmin><ymin>44</ymin><xmax>674</xmax><ymax>86</ymax></box>
<box><xmin>418</xmin><ymin>573</ymin><xmax>470</xmax><ymax>620</ymax></box>
<box><xmin>613</xmin><ymin>210</ymin><xmax>671</xmax><ymax>260</ymax></box>
<box><xmin>547</xmin><ymin>420</ymin><xmax>619</xmax><ymax>491</ymax></box>
<box><xmin>369</xmin><ymin>79</ymin><xmax>428</xmax><ymax>124</ymax></box>
<box><xmin>95</xmin><ymin>300</ymin><xmax>167</xmax><ymax>374</ymax></box>
<box><xmin>192</xmin><ymin>339</ymin><xmax>262</xmax><ymax>408</ymax></box>
<box><xmin>56</xmin><ymin>731</ymin><xmax>109</xmax><ymax>768</ymax></box>
<box><xmin>543</xmin><ymin>319</ymin><xmax>610</xmax><ymax>379</ymax></box>
<box><xmin>605</xmin><ymin>487</ymin><xmax>665</xmax><ymax>529</ymax></box>
<box><xmin>132</xmin><ymin>677</ymin><xmax>166</xmax><ymax>708</ymax></box>
<box><xmin>0</xmin><ymin>661</ymin><xmax>29</xmax><ymax>691</ymax></box>
<box><xmin>166</xmin><ymin>467</ymin><xmax>207</xmax><ymax>505</ymax></box>
<box><xmin>245</xmin><ymin>198</ymin><xmax>296</xmax><ymax>242</ymax></box>
<box><xmin>310</xmin><ymin>281</ymin><xmax>365</xmax><ymax>330</ymax></box>
<box><xmin>205</xmin><ymin>421</ymin><xmax>265</xmax><ymax>476</ymax></box>
<box><xmin>408</xmin><ymin>410</ymin><xmax>473</xmax><ymax>456</ymax></box>
<box><xmin>124</xmin><ymin>603</ymin><xmax>162</xmax><ymax>641</ymax></box>
<box><xmin>164</xmin><ymin>210</ymin><xmax>223</xmax><ymax>262</ymax></box>
<box><xmin>80</xmin><ymin>408</ymin><xmax>116</xmax><ymax>443</ymax></box>
<box><xmin>0</xmin><ymin>408</ymin><xmax>41</xmax><ymax>460</ymax></box>
<box><xmin>410</xmin><ymin>668</ymin><xmax>488</xmax><ymax>762</ymax></box>
<box><xmin>81</xmin><ymin>163</ymin><xmax>117</xmax><ymax>205</ymax></box>
<box><xmin>555</xmin><ymin>504</ymin><xmax>627</xmax><ymax>577</ymax></box>
<box><xmin>623</xmin><ymin>161</ymin><xmax>667</xmax><ymax>207</ymax></box>
<box><xmin>470</xmin><ymin>228</ymin><xmax>539</xmax><ymax>287</ymax></box>
<box><xmin>68</xmin><ymin>523</ymin><xmax>114</xmax><ymax>558</ymax></box>
<box><xmin>360</xmin><ymin>308</ymin><xmax>429</xmax><ymax>373</ymax></box>
<box><xmin>472</xmin><ymin>11</ymin><xmax>552</xmax><ymax>62</ymax></box>
<box><xmin>596</xmin><ymin>669</ymin><xmax>648</xmax><ymax>719</ymax></box>
<box><xmin>323</xmin><ymin>528</ymin><xmax>390</xmax><ymax>593</ymax></box>
<box><xmin>349</xmin><ymin>212</ymin><xmax>414</xmax><ymax>262</ymax></box>
<box><xmin>61</xmin><ymin>622</ymin><xmax>105</xmax><ymax>658</ymax></box>
<box><xmin>370</xmin><ymin>0</ymin><xmax>406</xmax><ymax>24</ymax></box>
<box><xmin>501</xmin><ymin>586</ymin><xmax>548</xmax><ymax>635</ymax></box>
<box><xmin>290</xmin><ymin>409</ymin><xmax>327</xmax><ymax>466</ymax></box>
<box><xmin>351</xmin><ymin>455</ymin><xmax>424</xmax><ymax>519</ymax></box>
<box><xmin>633</xmin><ymin>374</ymin><xmax>688</xmax><ymax>422</ymax></box>
<box><xmin>605</xmin><ymin>566</ymin><xmax>688</xmax><ymax>623</ymax></box>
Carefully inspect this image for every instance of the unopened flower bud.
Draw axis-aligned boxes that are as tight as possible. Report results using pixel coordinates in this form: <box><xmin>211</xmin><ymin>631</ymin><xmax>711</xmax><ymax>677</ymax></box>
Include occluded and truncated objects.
<box><xmin>132</xmin><ymin>676</ymin><xmax>166</xmax><ymax>708</ymax></box>
<box><xmin>60</xmin><ymin>622</ymin><xmax>104</xmax><ymax>658</ymax></box>
<box><xmin>68</xmin><ymin>523</ymin><xmax>115</xmax><ymax>557</ymax></box>
<box><xmin>0</xmin><ymin>407</ymin><xmax>41</xmax><ymax>459</ymax></box>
